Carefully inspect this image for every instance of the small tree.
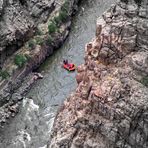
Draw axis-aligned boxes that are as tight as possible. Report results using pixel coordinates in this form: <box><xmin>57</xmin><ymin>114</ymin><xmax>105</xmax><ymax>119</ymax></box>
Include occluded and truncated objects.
<box><xmin>0</xmin><ymin>70</ymin><xmax>10</xmax><ymax>79</ymax></box>
<box><xmin>141</xmin><ymin>76</ymin><xmax>148</xmax><ymax>87</ymax></box>
<box><xmin>46</xmin><ymin>35</ymin><xmax>53</xmax><ymax>44</ymax></box>
<box><xmin>35</xmin><ymin>37</ymin><xmax>44</xmax><ymax>46</ymax></box>
<box><xmin>61</xmin><ymin>1</ymin><xmax>69</xmax><ymax>13</ymax></box>
<box><xmin>59</xmin><ymin>11</ymin><xmax>68</xmax><ymax>23</ymax></box>
<box><xmin>53</xmin><ymin>16</ymin><xmax>61</xmax><ymax>25</ymax></box>
<box><xmin>48</xmin><ymin>21</ymin><xmax>57</xmax><ymax>34</ymax></box>
<box><xmin>14</xmin><ymin>54</ymin><xmax>27</xmax><ymax>68</ymax></box>
<box><xmin>35</xmin><ymin>27</ymin><xmax>44</xmax><ymax>36</ymax></box>
<box><xmin>28</xmin><ymin>39</ymin><xmax>36</xmax><ymax>49</ymax></box>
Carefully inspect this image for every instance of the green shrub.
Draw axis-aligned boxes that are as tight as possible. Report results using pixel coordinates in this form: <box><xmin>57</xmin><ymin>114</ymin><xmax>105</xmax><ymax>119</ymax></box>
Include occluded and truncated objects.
<box><xmin>35</xmin><ymin>27</ymin><xmax>44</xmax><ymax>36</ymax></box>
<box><xmin>14</xmin><ymin>54</ymin><xmax>28</xmax><ymax>68</ymax></box>
<box><xmin>28</xmin><ymin>39</ymin><xmax>36</xmax><ymax>49</ymax></box>
<box><xmin>51</xmin><ymin>1</ymin><xmax>69</xmax><ymax>27</ymax></box>
<box><xmin>35</xmin><ymin>37</ymin><xmax>44</xmax><ymax>46</ymax></box>
<box><xmin>0</xmin><ymin>70</ymin><xmax>10</xmax><ymax>79</ymax></box>
<box><xmin>48</xmin><ymin>21</ymin><xmax>57</xmax><ymax>34</ymax></box>
<box><xmin>24</xmin><ymin>53</ymin><xmax>31</xmax><ymax>60</ymax></box>
<box><xmin>53</xmin><ymin>10</ymin><xmax>68</xmax><ymax>26</ymax></box>
<box><xmin>58</xmin><ymin>10</ymin><xmax>68</xmax><ymax>23</ymax></box>
<box><xmin>141</xmin><ymin>76</ymin><xmax>148</xmax><ymax>87</ymax></box>
<box><xmin>46</xmin><ymin>35</ymin><xmax>53</xmax><ymax>44</ymax></box>
<box><xmin>61</xmin><ymin>1</ymin><xmax>69</xmax><ymax>12</ymax></box>
<box><xmin>53</xmin><ymin>16</ymin><xmax>61</xmax><ymax>25</ymax></box>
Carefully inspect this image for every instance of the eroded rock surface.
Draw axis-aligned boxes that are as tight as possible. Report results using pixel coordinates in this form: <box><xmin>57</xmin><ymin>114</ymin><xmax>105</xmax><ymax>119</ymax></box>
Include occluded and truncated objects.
<box><xmin>0</xmin><ymin>0</ymin><xmax>55</xmax><ymax>65</ymax></box>
<box><xmin>49</xmin><ymin>0</ymin><xmax>148</xmax><ymax>147</ymax></box>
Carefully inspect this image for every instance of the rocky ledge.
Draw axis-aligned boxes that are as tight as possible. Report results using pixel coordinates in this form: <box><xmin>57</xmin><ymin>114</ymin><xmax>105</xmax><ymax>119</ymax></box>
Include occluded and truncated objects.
<box><xmin>49</xmin><ymin>0</ymin><xmax>148</xmax><ymax>147</ymax></box>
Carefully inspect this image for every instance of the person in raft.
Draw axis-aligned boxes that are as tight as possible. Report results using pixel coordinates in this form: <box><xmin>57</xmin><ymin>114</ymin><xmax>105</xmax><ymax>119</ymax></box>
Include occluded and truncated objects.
<box><xmin>63</xmin><ymin>60</ymin><xmax>74</xmax><ymax>68</ymax></box>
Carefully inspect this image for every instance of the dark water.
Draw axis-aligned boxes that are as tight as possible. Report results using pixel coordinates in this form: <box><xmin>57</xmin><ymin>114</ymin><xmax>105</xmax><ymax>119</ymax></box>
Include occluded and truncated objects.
<box><xmin>0</xmin><ymin>0</ymin><xmax>116</xmax><ymax>148</ymax></box>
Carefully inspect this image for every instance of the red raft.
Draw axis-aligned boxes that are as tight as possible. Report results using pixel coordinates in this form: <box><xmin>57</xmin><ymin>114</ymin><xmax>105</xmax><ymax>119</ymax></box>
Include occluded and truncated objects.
<box><xmin>63</xmin><ymin>63</ymin><xmax>76</xmax><ymax>71</ymax></box>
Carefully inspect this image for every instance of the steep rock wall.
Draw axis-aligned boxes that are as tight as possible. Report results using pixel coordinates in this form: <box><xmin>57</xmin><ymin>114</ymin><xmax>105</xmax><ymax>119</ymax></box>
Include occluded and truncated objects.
<box><xmin>49</xmin><ymin>0</ymin><xmax>148</xmax><ymax>147</ymax></box>
<box><xmin>0</xmin><ymin>0</ymin><xmax>55</xmax><ymax>66</ymax></box>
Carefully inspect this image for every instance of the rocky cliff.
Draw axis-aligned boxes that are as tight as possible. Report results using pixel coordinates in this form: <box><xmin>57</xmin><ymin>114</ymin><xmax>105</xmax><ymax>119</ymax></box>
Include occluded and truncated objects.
<box><xmin>49</xmin><ymin>0</ymin><xmax>148</xmax><ymax>147</ymax></box>
<box><xmin>0</xmin><ymin>0</ymin><xmax>56</xmax><ymax>66</ymax></box>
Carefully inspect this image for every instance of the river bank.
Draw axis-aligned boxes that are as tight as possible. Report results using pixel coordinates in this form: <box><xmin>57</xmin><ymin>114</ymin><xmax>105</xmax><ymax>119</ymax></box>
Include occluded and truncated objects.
<box><xmin>49</xmin><ymin>0</ymin><xmax>148</xmax><ymax>147</ymax></box>
<box><xmin>0</xmin><ymin>0</ymin><xmax>81</xmax><ymax>127</ymax></box>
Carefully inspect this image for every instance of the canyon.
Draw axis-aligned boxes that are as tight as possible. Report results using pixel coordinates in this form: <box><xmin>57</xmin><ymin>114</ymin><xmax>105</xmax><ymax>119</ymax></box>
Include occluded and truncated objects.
<box><xmin>0</xmin><ymin>0</ymin><xmax>148</xmax><ymax>148</ymax></box>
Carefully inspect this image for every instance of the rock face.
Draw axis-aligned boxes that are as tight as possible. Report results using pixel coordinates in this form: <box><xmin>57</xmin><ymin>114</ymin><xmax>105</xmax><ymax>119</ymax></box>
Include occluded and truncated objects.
<box><xmin>49</xmin><ymin>0</ymin><xmax>148</xmax><ymax>147</ymax></box>
<box><xmin>0</xmin><ymin>0</ymin><xmax>55</xmax><ymax>66</ymax></box>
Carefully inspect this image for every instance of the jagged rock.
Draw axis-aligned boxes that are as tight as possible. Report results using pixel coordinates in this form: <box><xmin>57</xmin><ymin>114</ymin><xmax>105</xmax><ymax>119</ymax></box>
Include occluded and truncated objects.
<box><xmin>49</xmin><ymin>0</ymin><xmax>148</xmax><ymax>148</ymax></box>
<box><xmin>77</xmin><ymin>64</ymin><xmax>86</xmax><ymax>73</ymax></box>
<box><xmin>0</xmin><ymin>0</ymin><xmax>3</xmax><ymax>15</ymax></box>
<box><xmin>0</xmin><ymin>0</ymin><xmax>55</xmax><ymax>66</ymax></box>
<box><xmin>76</xmin><ymin>73</ymin><xmax>84</xmax><ymax>84</ymax></box>
<box><xmin>130</xmin><ymin>51</ymin><xmax>148</xmax><ymax>74</ymax></box>
<box><xmin>96</xmin><ymin>24</ymin><xmax>102</xmax><ymax>37</ymax></box>
<box><xmin>85</xmin><ymin>42</ymin><xmax>93</xmax><ymax>54</ymax></box>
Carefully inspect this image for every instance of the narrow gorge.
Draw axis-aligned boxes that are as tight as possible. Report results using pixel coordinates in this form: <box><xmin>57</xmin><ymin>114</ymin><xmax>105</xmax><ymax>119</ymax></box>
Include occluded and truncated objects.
<box><xmin>0</xmin><ymin>0</ymin><xmax>148</xmax><ymax>148</ymax></box>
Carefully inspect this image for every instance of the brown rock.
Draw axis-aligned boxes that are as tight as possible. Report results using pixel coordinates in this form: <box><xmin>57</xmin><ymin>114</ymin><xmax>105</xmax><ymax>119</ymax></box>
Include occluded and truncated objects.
<box><xmin>96</xmin><ymin>24</ymin><xmax>102</xmax><ymax>37</ymax></box>
<box><xmin>76</xmin><ymin>72</ymin><xmax>84</xmax><ymax>84</ymax></box>
<box><xmin>85</xmin><ymin>43</ymin><xmax>93</xmax><ymax>54</ymax></box>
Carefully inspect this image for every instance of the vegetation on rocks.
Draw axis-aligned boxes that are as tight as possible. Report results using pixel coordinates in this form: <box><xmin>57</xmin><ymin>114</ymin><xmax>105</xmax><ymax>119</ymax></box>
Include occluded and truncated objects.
<box><xmin>35</xmin><ymin>37</ymin><xmax>44</xmax><ymax>46</ymax></box>
<box><xmin>50</xmin><ymin>0</ymin><xmax>69</xmax><ymax>28</ymax></box>
<box><xmin>53</xmin><ymin>16</ymin><xmax>61</xmax><ymax>25</ymax></box>
<box><xmin>14</xmin><ymin>54</ymin><xmax>28</xmax><ymax>68</ymax></box>
<box><xmin>59</xmin><ymin>10</ymin><xmax>68</xmax><ymax>23</ymax></box>
<box><xmin>141</xmin><ymin>76</ymin><xmax>148</xmax><ymax>87</ymax></box>
<box><xmin>46</xmin><ymin>35</ymin><xmax>53</xmax><ymax>44</ymax></box>
<box><xmin>48</xmin><ymin>21</ymin><xmax>57</xmax><ymax>34</ymax></box>
<box><xmin>53</xmin><ymin>11</ymin><xmax>68</xmax><ymax>26</ymax></box>
<box><xmin>0</xmin><ymin>70</ymin><xmax>10</xmax><ymax>79</ymax></box>
<box><xmin>61</xmin><ymin>1</ymin><xmax>69</xmax><ymax>12</ymax></box>
<box><xmin>28</xmin><ymin>39</ymin><xmax>36</xmax><ymax>50</ymax></box>
<box><xmin>35</xmin><ymin>27</ymin><xmax>44</xmax><ymax>36</ymax></box>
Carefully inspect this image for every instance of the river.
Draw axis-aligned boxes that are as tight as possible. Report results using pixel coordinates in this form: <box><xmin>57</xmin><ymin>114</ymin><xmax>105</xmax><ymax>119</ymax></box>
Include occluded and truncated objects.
<box><xmin>0</xmin><ymin>0</ymin><xmax>116</xmax><ymax>147</ymax></box>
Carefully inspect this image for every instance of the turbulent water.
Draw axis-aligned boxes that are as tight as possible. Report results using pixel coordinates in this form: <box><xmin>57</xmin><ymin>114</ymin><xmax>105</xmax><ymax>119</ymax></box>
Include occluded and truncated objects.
<box><xmin>0</xmin><ymin>0</ymin><xmax>116</xmax><ymax>148</ymax></box>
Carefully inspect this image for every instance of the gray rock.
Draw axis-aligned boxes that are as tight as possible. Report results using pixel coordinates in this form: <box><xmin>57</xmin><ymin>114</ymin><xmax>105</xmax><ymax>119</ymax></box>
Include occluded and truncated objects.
<box><xmin>0</xmin><ymin>0</ymin><xmax>3</xmax><ymax>15</ymax></box>
<box><xmin>0</xmin><ymin>0</ymin><xmax>55</xmax><ymax>65</ymax></box>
